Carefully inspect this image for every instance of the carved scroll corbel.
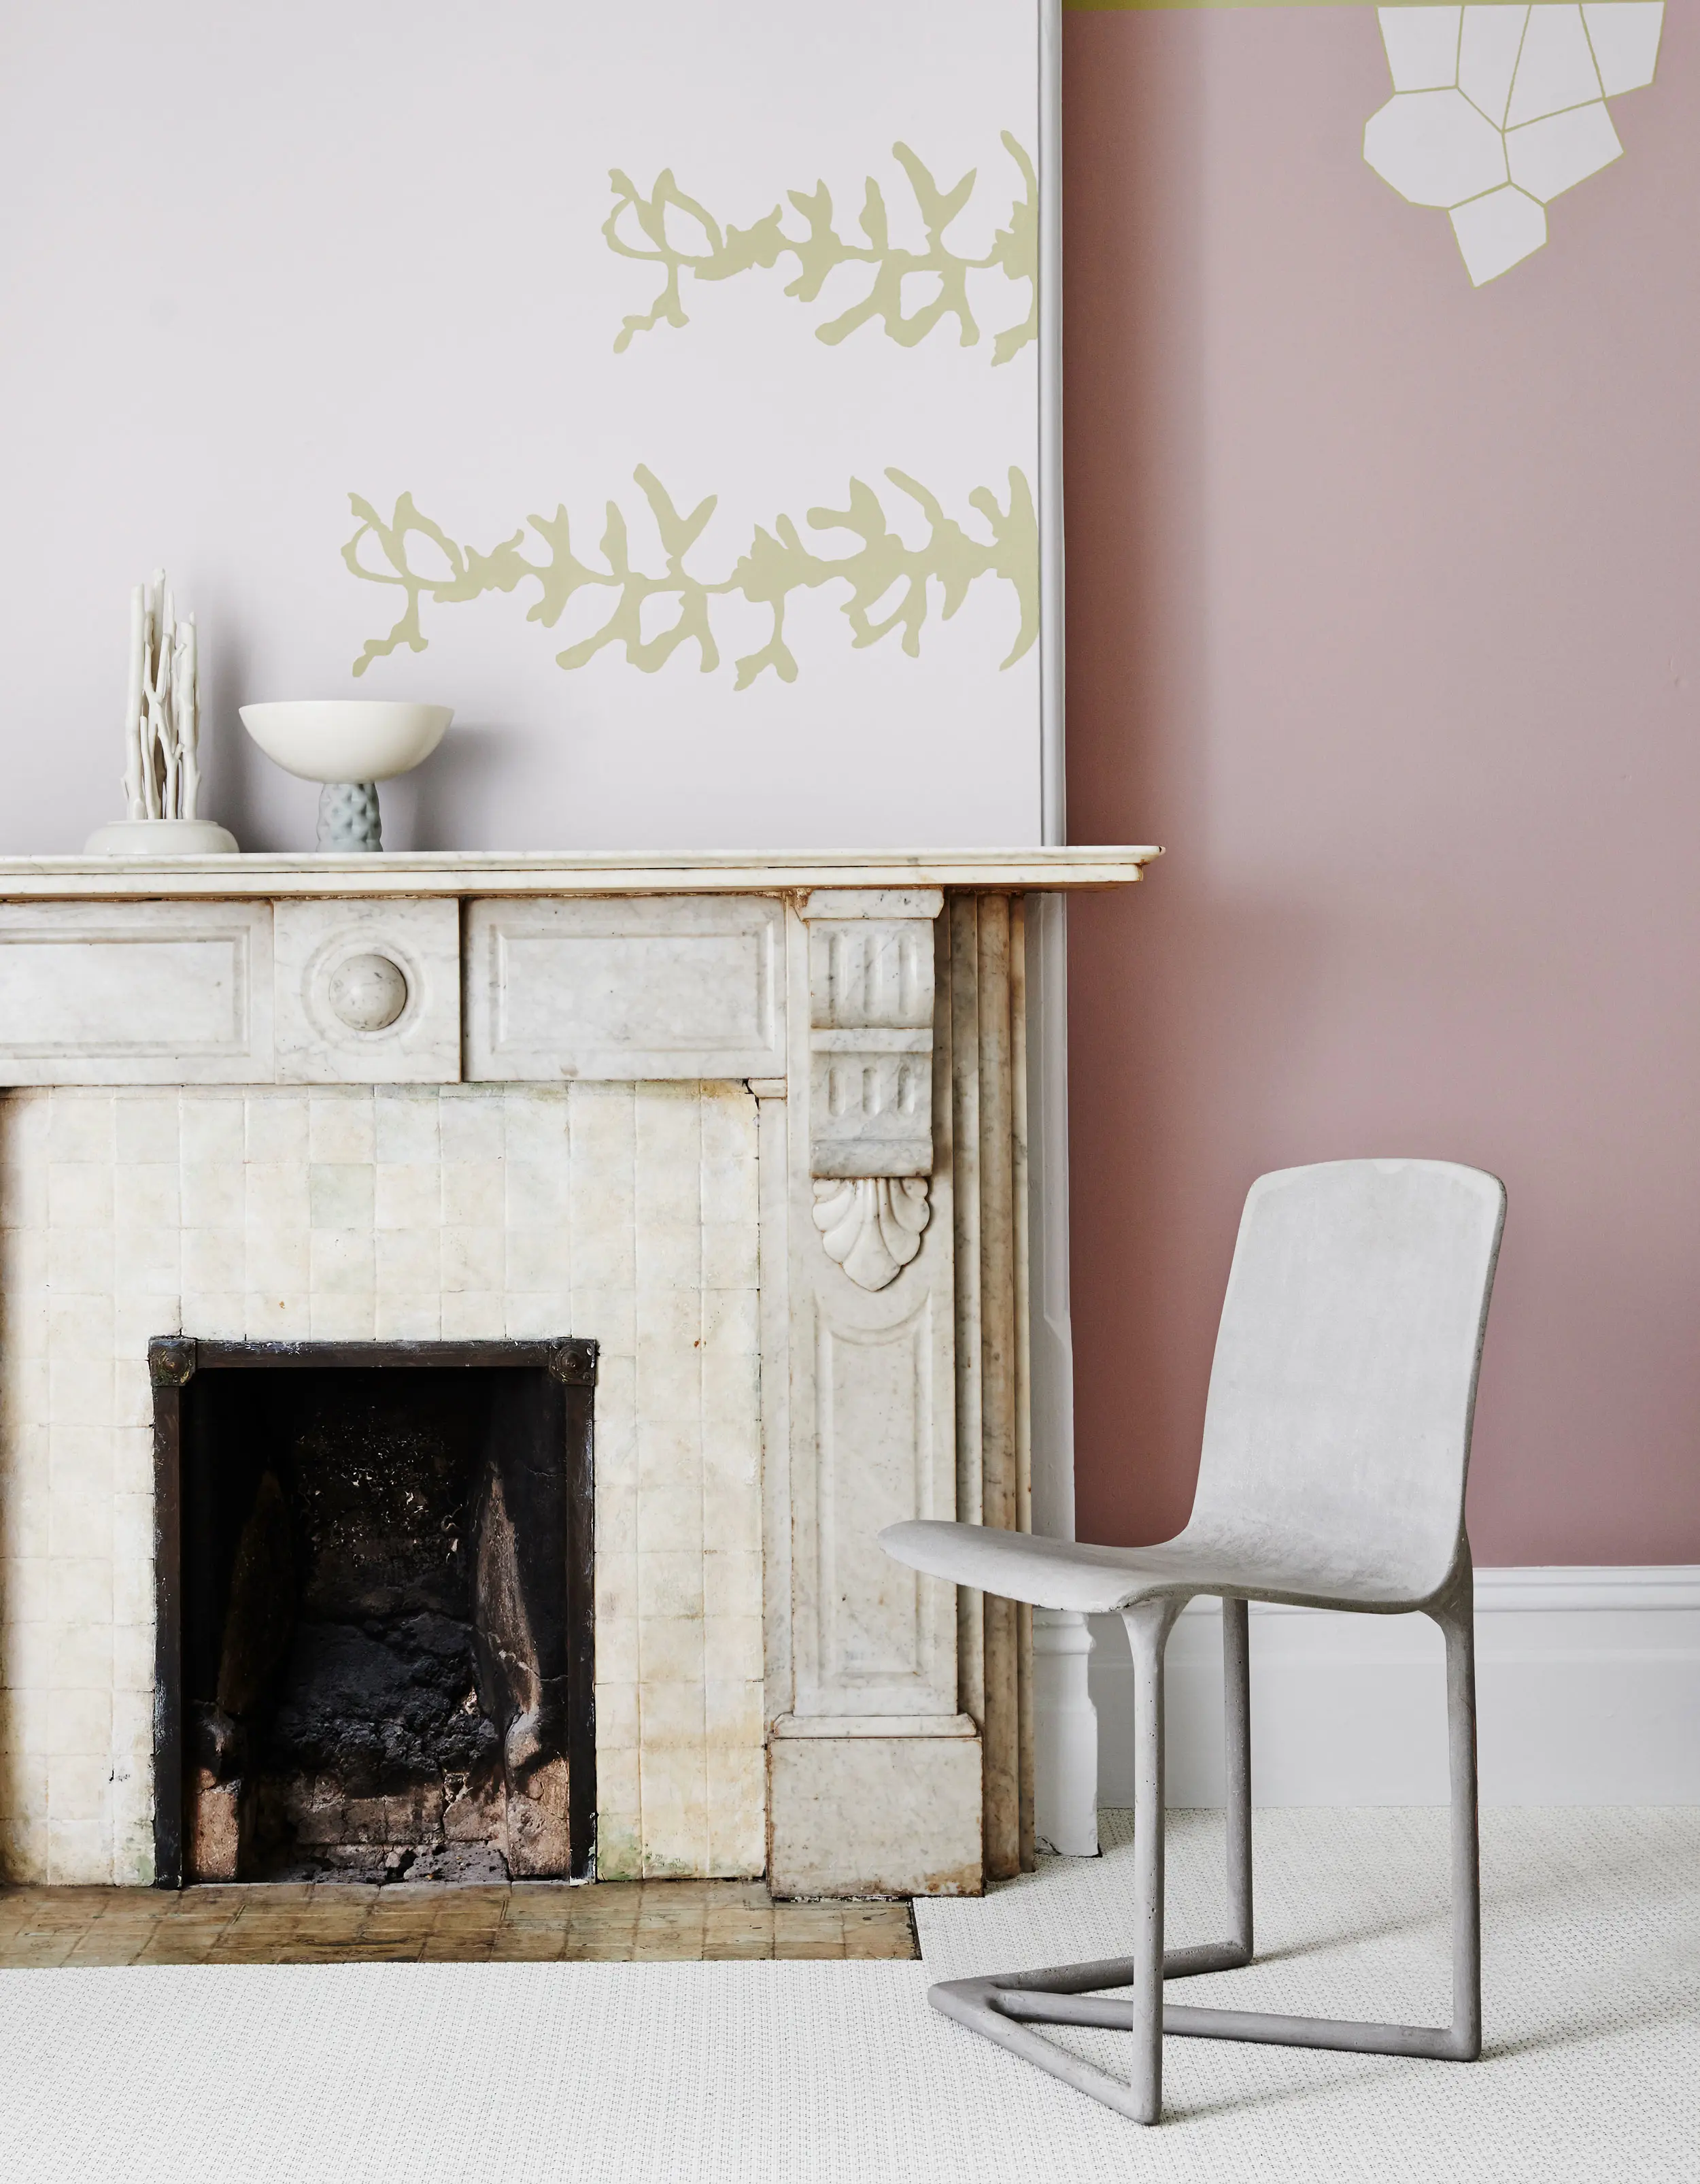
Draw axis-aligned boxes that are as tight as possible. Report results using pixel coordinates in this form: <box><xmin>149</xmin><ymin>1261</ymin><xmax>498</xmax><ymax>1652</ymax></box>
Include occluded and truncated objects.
<box><xmin>801</xmin><ymin>888</ymin><xmax>942</xmax><ymax>1291</ymax></box>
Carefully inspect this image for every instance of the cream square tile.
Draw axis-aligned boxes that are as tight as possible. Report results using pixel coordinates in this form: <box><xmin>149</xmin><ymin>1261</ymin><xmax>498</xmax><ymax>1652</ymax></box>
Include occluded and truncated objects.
<box><xmin>48</xmin><ymin>1292</ymin><xmax>113</xmax><ymax>1359</ymax></box>
<box><xmin>568</xmin><ymin>1217</ymin><xmax>635</xmax><ymax>1292</ymax></box>
<box><xmin>501</xmin><ymin>1293</ymin><xmax>570</xmax><ymax>1342</ymax></box>
<box><xmin>639</xmin><ymin>1615</ymin><xmax>704</xmax><ymax>1685</ymax></box>
<box><xmin>48</xmin><ymin>1095</ymin><xmax>114</xmax><ymax>1164</ymax></box>
<box><xmin>114</xmin><ymin>1163</ymin><xmax>178</xmax><ymax>1231</ymax></box>
<box><xmin>309</xmin><ymin>1091</ymin><xmax>375</xmax><ymax>1163</ymax></box>
<box><xmin>245</xmin><ymin>1226</ymin><xmax>310</xmax><ymax>1294</ymax></box>
<box><xmin>113</xmin><ymin>1622</ymin><xmax>154</xmax><ymax>1694</ymax></box>
<box><xmin>636</xmin><ymin>1749</ymin><xmax>708</xmax><ymax>1878</ymax></box>
<box><xmin>375</xmin><ymin>1228</ymin><xmax>441</xmax><ymax>1293</ymax></box>
<box><xmin>47</xmin><ymin>1228</ymin><xmax>112</xmax><ymax>1293</ymax></box>
<box><xmin>110</xmin><ymin>1291</ymin><xmax>168</xmax><ymax>1364</ymax></box>
<box><xmin>439</xmin><ymin>1290</ymin><xmax>505</xmax><ymax>1341</ymax></box>
<box><xmin>48</xmin><ymin>1620</ymin><xmax>113</xmax><ymax>1691</ymax></box>
<box><xmin>111</xmin><ymin>1685</ymin><xmax>153</xmax><ymax>1760</ymax></box>
<box><xmin>570</xmin><ymin>1288</ymin><xmax>635</xmax><ymax>1359</ymax></box>
<box><xmin>3</xmin><ymin>1492</ymin><xmax>51</xmax><ymax>1561</ymax></box>
<box><xmin>375</xmin><ymin>1294</ymin><xmax>442</xmax><ymax>1341</ymax></box>
<box><xmin>704</xmin><ymin>1678</ymin><xmax>765</xmax><ymax>1750</ymax></box>
<box><xmin>702</xmin><ymin>1472</ymin><xmax>762</xmax><ymax>1557</ymax></box>
<box><xmin>114</xmin><ymin>1225</ymin><xmax>180</xmax><ymax>1295</ymax></box>
<box><xmin>245</xmin><ymin>1292</ymin><xmax>311</xmax><ymax>1339</ymax></box>
<box><xmin>0</xmin><ymin>1160</ymin><xmax>48</xmax><ymax>1234</ymax></box>
<box><xmin>245</xmin><ymin>1161</ymin><xmax>310</xmax><ymax>1232</ymax></box>
<box><xmin>594</xmin><ymin>1748</ymin><xmax>642</xmax><ymax>1881</ymax></box>
<box><xmin>374</xmin><ymin>1162</ymin><xmax>441</xmax><ymax>1230</ymax></box>
<box><xmin>4</xmin><ymin>1620</ymin><xmax>53</xmax><ymax>1692</ymax></box>
<box><xmin>183</xmin><ymin>1228</ymin><xmax>245</xmax><ymax>1293</ymax></box>
<box><xmin>635</xmin><ymin>1221</ymin><xmax>700</xmax><ymax>1288</ymax></box>
<box><xmin>701</xmin><ymin>1220</ymin><xmax>760</xmax><ymax>1291</ymax></box>
<box><xmin>182</xmin><ymin>1292</ymin><xmax>245</xmax><ymax>1341</ymax></box>
<box><xmin>180</xmin><ymin>1094</ymin><xmax>246</xmax><ymax>1168</ymax></box>
<box><xmin>180</xmin><ymin>1159</ymin><xmax>243</xmax><ymax>1230</ymax></box>
<box><xmin>702</xmin><ymin>1351</ymin><xmax>759</xmax><ymax>1425</ymax></box>
<box><xmin>596</xmin><ymin>1607</ymin><xmax>639</xmax><ymax>1683</ymax></box>
<box><xmin>502</xmin><ymin>1153</ymin><xmax>567</xmax><ymax>1240</ymax></box>
<box><xmin>374</xmin><ymin>1090</ymin><xmax>441</xmax><ymax>1166</ymax></box>
<box><xmin>41</xmin><ymin>1685</ymin><xmax>111</xmax><ymax>1758</ymax></box>
<box><xmin>702</xmin><ymin>1288</ymin><xmax>758</xmax><ymax>1356</ymax></box>
<box><xmin>442</xmin><ymin>1162</ymin><xmax>504</xmax><ymax>1229</ymax></box>
<box><xmin>309</xmin><ymin>1163</ymin><xmax>374</xmax><ymax>1229</ymax></box>
<box><xmin>48</xmin><ymin>1358</ymin><xmax>113</xmax><ymax>1429</ymax></box>
<box><xmin>636</xmin><ymin>1483</ymin><xmax>702</xmax><ymax>1556</ymax></box>
<box><xmin>48</xmin><ymin>1555</ymin><xmax>112</xmax><ymax>1626</ymax></box>
<box><xmin>700</xmin><ymin>1150</ymin><xmax>758</xmax><ymax>1232</ymax></box>
<box><xmin>114</xmin><ymin>1096</ymin><xmax>179</xmax><ymax>1166</ymax></box>
<box><xmin>9</xmin><ymin>1355</ymin><xmax>49</xmax><ymax>1429</ymax></box>
<box><xmin>47</xmin><ymin>1162</ymin><xmax>113</xmax><ymax>1229</ymax></box>
<box><xmin>704</xmin><ymin>1615</ymin><xmax>764</xmax><ymax>1683</ymax></box>
<box><xmin>46</xmin><ymin>1817</ymin><xmax>111</xmax><ymax>1886</ymax></box>
<box><xmin>504</xmin><ymin>1226</ymin><xmax>571</xmax><ymax>1294</ymax></box>
<box><xmin>634</xmin><ymin>1356</ymin><xmax>704</xmax><ymax>1432</ymax></box>
<box><xmin>638</xmin><ymin>1680</ymin><xmax>704</xmax><ymax>1750</ymax></box>
<box><xmin>113</xmin><ymin>1549</ymin><xmax>153</xmax><ymax>1629</ymax></box>
<box><xmin>112</xmin><ymin>1492</ymin><xmax>153</xmax><ymax>1564</ymax></box>
<box><xmin>48</xmin><ymin>1488</ymin><xmax>114</xmax><ymax>1562</ymax></box>
<box><xmin>503</xmin><ymin>1094</ymin><xmax>568</xmax><ymax>1168</ymax></box>
<box><xmin>703</xmin><ymin>1549</ymin><xmax>763</xmax><ymax>1622</ymax></box>
<box><xmin>439</xmin><ymin>1094</ymin><xmax>505</xmax><ymax>1164</ymax></box>
<box><xmin>596</xmin><ymin>1484</ymin><xmax>638</xmax><ymax>1558</ymax></box>
<box><xmin>637</xmin><ymin>1551</ymin><xmax>704</xmax><ymax>1620</ymax></box>
<box><xmin>309</xmin><ymin>1292</ymin><xmax>374</xmax><ymax>1341</ymax></box>
<box><xmin>705</xmin><ymin>1747</ymin><xmax>766</xmax><ymax>1878</ymax></box>
<box><xmin>636</xmin><ymin>1419</ymin><xmax>703</xmax><ymax>1491</ymax></box>
<box><xmin>245</xmin><ymin>1093</ymin><xmax>308</xmax><ymax>1164</ymax></box>
<box><xmin>594</xmin><ymin>1679</ymin><xmax>640</xmax><ymax>1751</ymax></box>
<box><xmin>637</xmin><ymin>1285</ymin><xmax>702</xmax><ymax>1351</ymax></box>
<box><xmin>442</xmin><ymin>1226</ymin><xmax>503</xmax><ymax>1293</ymax></box>
<box><xmin>309</xmin><ymin>1228</ymin><xmax>374</xmax><ymax>1296</ymax></box>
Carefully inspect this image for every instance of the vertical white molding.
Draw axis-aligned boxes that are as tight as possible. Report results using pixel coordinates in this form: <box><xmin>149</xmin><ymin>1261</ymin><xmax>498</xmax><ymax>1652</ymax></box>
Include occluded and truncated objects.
<box><xmin>1028</xmin><ymin>0</ymin><xmax>1100</xmax><ymax>1858</ymax></box>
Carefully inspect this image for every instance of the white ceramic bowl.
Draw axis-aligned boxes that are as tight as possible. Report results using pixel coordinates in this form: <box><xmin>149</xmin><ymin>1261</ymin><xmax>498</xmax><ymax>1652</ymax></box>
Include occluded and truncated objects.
<box><xmin>239</xmin><ymin>700</ymin><xmax>452</xmax><ymax>784</ymax></box>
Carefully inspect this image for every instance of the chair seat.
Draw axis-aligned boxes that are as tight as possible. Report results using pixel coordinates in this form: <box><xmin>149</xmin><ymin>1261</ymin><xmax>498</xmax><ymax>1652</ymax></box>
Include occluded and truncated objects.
<box><xmin>878</xmin><ymin>1519</ymin><xmax>1442</xmax><ymax>1617</ymax></box>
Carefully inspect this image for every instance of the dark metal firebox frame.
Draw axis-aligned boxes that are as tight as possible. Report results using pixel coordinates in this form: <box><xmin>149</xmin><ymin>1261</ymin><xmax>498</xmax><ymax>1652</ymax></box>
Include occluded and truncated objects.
<box><xmin>149</xmin><ymin>1336</ymin><xmax>598</xmax><ymax>1890</ymax></box>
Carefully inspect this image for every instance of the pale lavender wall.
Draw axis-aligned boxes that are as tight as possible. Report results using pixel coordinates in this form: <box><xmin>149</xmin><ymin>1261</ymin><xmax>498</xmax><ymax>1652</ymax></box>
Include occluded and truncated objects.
<box><xmin>1063</xmin><ymin>5</ymin><xmax>1700</xmax><ymax>1564</ymax></box>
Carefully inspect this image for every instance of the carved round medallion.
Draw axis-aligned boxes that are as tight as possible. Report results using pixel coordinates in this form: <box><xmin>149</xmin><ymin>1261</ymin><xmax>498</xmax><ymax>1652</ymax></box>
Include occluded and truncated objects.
<box><xmin>327</xmin><ymin>951</ymin><xmax>409</xmax><ymax>1032</ymax></box>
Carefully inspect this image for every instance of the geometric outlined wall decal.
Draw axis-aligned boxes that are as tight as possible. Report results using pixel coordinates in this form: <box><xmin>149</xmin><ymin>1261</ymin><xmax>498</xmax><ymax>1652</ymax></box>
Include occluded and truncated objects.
<box><xmin>1364</xmin><ymin>3</ymin><xmax>1664</xmax><ymax>284</ymax></box>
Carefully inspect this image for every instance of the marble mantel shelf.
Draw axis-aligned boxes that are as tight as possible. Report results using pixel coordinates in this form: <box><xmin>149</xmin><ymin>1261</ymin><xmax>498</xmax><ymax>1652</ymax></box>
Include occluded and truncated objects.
<box><xmin>0</xmin><ymin>844</ymin><xmax>1159</xmax><ymax>902</ymax></box>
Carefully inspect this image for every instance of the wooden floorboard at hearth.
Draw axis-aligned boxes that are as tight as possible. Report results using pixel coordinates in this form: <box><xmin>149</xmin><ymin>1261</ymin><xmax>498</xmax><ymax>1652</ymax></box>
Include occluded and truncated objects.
<box><xmin>0</xmin><ymin>1881</ymin><xmax>918</xmax><ymax>1965</ymax></box>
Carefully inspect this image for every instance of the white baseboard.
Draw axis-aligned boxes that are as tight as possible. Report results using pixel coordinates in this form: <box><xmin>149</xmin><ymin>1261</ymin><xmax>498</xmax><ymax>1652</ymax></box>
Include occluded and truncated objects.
<box><xmin>1087</xmin><ymin>1567</ymin><xmax>1700</xmax><ymax>1807</ymax></box>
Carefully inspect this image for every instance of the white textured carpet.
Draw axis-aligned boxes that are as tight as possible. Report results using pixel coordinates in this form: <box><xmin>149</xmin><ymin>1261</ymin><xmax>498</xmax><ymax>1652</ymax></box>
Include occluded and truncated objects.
<box><xmin>0</xmin><ymin>1811</ymin><xmax>1694</xmax><ymax>2183</ymax></box>
<box><xmin>915</xmin><ymin>1807</ymin><xmax>1700</xmax><ymax>2181</ymax></box>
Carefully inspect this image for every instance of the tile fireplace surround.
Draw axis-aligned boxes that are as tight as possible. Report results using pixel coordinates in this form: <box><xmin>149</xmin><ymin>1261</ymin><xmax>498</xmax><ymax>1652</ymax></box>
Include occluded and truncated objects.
<box><xmin>0</xmin><ymin>849</ymin><xmax>1153</xmax><ymax>1898</ymax></box>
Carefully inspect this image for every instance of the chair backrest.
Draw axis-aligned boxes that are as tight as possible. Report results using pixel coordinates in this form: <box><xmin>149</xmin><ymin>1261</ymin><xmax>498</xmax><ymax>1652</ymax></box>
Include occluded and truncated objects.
<box><xmin>1187</xmin><ymin>1159</ymin><xmax>1506</xmax><ymax>1604</ymax></box>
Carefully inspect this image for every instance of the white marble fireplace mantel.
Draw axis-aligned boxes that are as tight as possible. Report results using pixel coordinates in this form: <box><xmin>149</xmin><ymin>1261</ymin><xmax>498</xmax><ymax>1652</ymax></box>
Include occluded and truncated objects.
<box><xmin>0</xmin><ymin>846</ymin><xmax>1156</xmax><ymax>1896</ymax></box>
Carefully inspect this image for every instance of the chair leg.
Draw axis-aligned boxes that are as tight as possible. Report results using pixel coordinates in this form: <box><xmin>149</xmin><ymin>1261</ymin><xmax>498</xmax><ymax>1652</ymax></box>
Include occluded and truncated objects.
<box><xmin>1222</xmin><ymin>1596</ymin><xmax>1253</xmax><ymax>1964</ymax></box>
<box><xmin>1439</xmin><ymin>1581</ymin><xmax>1482</xmax><ymax>2060</ymax></box>
<box><xmin>1125</xmin><ymin>1596</ymin><xmax>1180</xmax><ymax>2123</ymax></box>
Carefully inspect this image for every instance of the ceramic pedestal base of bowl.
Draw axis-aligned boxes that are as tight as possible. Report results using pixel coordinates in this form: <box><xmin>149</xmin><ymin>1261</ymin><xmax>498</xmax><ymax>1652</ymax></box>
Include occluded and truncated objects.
<box><xmin>318</xmin><ymin>782</ymin><xmax>384</xmax><ymax>852</ymax></box>
<box><xmin>84</xmin><ymin>818</ymin><xmax>239</xmax><ymax>856</ymax></box>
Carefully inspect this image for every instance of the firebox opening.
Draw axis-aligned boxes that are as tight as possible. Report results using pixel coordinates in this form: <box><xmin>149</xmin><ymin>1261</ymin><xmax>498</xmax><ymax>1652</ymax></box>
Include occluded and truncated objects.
<box><xmin>156</xmin><ymin>1341</ymin><xmax>594</xmax><ymax>1887</ymax></box>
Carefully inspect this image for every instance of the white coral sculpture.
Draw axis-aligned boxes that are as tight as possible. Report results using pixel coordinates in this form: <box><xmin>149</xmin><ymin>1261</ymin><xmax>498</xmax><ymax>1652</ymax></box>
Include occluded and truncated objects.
<box><xmin>1363</xmin><ymin>4</ymin><xmax>1664</xmax><ymax>286</ymax></box>
<box><xmin>122</xmin><ymin>569</ymin><xmax>201</xmax><ymax>820</ymax></box>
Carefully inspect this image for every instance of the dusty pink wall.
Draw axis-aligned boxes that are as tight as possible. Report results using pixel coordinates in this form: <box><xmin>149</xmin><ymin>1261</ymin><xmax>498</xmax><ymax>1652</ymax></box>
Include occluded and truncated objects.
<box><xmin>1062</xmin><ymin>5</ymin><xmax>1700</xmax><ymax>1564</ymax></box>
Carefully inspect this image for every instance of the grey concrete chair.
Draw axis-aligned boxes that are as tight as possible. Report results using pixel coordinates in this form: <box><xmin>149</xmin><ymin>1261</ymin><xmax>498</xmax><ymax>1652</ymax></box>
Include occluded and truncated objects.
<box><xmin>881</xmin><ymin>1157</ymin><xmax>1506</xmax><ymax>2124</ymax></box>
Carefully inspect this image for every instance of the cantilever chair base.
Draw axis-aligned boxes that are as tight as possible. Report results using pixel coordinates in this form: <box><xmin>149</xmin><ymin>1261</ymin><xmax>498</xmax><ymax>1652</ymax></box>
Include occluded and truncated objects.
<box><xmin>917</xmin><ymin>1579</ymin><xmax>1483</xmax><ymax>2125</ymax></box>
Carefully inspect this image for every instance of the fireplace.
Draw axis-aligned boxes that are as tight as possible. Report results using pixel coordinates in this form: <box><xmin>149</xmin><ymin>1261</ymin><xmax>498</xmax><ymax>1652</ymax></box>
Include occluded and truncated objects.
<box><xmin>150</xmin><ymin>1338</ymin><xmax>596</xmax><ymax>1887</ymax></box>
